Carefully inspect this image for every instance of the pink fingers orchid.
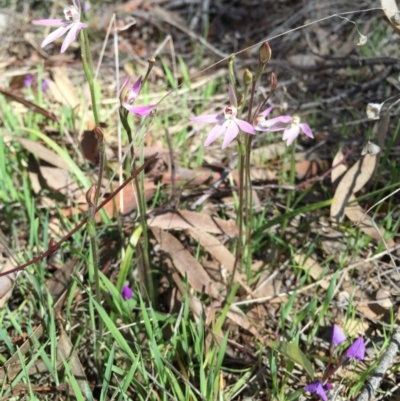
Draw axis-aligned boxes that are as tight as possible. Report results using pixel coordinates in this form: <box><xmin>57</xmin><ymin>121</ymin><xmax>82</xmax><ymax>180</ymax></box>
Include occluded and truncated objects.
<box><xmin>119</xmin><ymin>76</ymin><xmax>155</xmax><ymax>117</ymax></box>
<box><xmin>282</xmin><ymin>115</ymin><xmax>313</xmax><ymax>145</ymax></box>
<box><xmin>32</xmin><ymin>0</ymin><xmax>87</xmax><ymax>53</ymax></box>
<box><xmin>253</xmin><ymin>105</ymin><xmax>293</xmax><ymax>132</ymax></box>
<box><xmin>190</xmin><ymin>84</ymin><xmax>256</xmax><ymax>149</ymax></box>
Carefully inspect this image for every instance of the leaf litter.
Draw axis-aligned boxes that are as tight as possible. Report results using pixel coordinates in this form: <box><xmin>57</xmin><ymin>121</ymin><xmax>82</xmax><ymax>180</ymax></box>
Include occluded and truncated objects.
<box><xmin>1</xmin><ymin>0</ymin><xmax>400</xmax><ymax>399</ymax></box>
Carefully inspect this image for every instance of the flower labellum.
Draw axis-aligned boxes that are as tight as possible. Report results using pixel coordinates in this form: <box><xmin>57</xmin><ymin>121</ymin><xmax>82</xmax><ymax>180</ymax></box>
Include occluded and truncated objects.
<box><xmin>119</xmin><ymin>76</ymin><xmax>155</xmax><ymax>117</ymax></box>
<box><xmin>331</xmin><ymin>324</ymin><xmax>347</xmax><ymax>347</ymax></box>
<box><xmin>32</xmin><ymin>0</ymin><xmax>87</xmax><ymax>53</ymax></box>
<box><xmin>190</xmin><ymin>84</ymin><xmax>255</xmax><ymax>149</ymax></box>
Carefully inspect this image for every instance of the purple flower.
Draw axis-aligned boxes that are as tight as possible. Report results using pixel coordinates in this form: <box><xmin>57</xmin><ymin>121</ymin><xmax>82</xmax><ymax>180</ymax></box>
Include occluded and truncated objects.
<box><xmin>24</xmin><ymin>74</ymin><xmax>34</xmax><ymax>87</ymax></box>
<box><xmin>121</xmin><ymin>285</ymin><xmax>133</xmax><ymax>301</ymax></box>
<box><xmin>41</xmin><ymin>79</ymin><xmax>49</xmax><ymax>91</ymax></box>
<box><xmin>304</xmin><ymin>381</ymin><xmax>329</xmax><ymax>401</ymax></box>
<box><xmin>332</xmin><ymin>325</ymin><xmax>347</xmax><ymax>347</ymax></box>
<box><xmin>282</xmin><ymin>115</ymin><xmax>313</xmax><ymax>145</ymax></box>
<box><xmin>346</xmin><ymin>337</ymin><xmax>365</xmax><ymax>361</ymax></box>
<box><xmin>32</xmin><ymin>0</ymin><xmax>87</xmax><ymax>53</ymax></box>
<box><xmin>190</xmin><ymin>84</ymin><xmax>256</xmax><ymax>149</ymax></box>
<box><xmin>119</xmin><ymin>76</ymin><xmax>155</xmax><ymax>117</ymax></box>
<box><xmin>253</xmin><ymin>105</ymin><xmax>292</xmax><ymax>132</ymax></box>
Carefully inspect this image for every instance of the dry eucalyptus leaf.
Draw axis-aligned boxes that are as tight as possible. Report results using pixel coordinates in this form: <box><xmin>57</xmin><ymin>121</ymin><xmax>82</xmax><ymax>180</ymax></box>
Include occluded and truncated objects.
<box><xmin>18</xmin><ymin>138</ymin><xmax>71</xmax><ymax>171</ymax></box>
<box><xmin>149</xmin><ymin>210</ymin><xmax>239</xmax><ymax>236</ymax></box>
<box><xmin>294</xmin><ymin>254</ymin><xmax>330</xmax><ymax>290</ymax></box>
<box><xmin>381</xmin><ymin>0</ymin><xmax>400</xmax><ymax>31</ymax></box>
<box><xmin>58</xmin><ymin>329</ymin><xmax>92</xmax><ymax>399</ymax></box>
<box><xmin>331</xmin><ymin>154</ymin><xmax>378</xmax><ymax>222</ymax></box>
<box><xmin>376</xmin><ymin>288</ymin><xmax>393</xmax><ymax>309</ymax></box>
<box><xmin>48</xmin><ymin>68</ymin><xmax>80</xmax><ymax>109</ymax></box>
<box><xmin>331</xmin><ymin>148</ymin><xmax>348</xmax><ymax>185</ymax></box>
<box><xmin>151</xmin><ymin>227</ymin><xmax>222</xmax><ymax>298</ymax></box>
<box><xmin>187</xmin><ymin>229</ymin><xmax>254</xmax><ymax>296</ymax></box>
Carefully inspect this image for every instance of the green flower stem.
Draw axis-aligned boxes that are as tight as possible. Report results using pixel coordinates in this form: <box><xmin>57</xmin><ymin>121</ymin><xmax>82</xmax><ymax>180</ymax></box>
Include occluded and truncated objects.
<box><xmin>281</xmin><ymin>142</ymin><xmax>296</xmax><ymax>234</ymax></box>
<box><xmin>243</xmin><ymin>80</ymin><xmax>258</xmax><ymax>278</ymax></box>
<box><xmin>79</xmin><ymin>29</ymin><xmax>104</xmax><ymax>370</ymax></box>
<box><xmin>120</xmin><ymin>112</ymin><xmax>154</xmax><ymax>305</ymax></box>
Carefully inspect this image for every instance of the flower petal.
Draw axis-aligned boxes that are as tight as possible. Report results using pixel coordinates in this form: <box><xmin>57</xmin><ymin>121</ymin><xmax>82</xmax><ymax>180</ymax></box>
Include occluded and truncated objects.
<box><xmin>121</xmin><ymin>285</ymin><xmax>133</xmax><ymax>300</ymax></box>
<box><xmin>304</xmin><ymin>382</ymin><xmax>327</xmax><ymax>401</ymax></box>
<box><xmin>332</xmin><ymin>325</ymin><xmax>347</xmax><ymax>347</ymax></box>
<box><xmin>259</xmin><ymin>105</ymin><xmax>274</xmax><ymax>117</ymax></box>
<box><xmin>41</xmin><ymin>25</ymin><xmax>71</xmax><ymax>49</ymax></box>
<box><xmin>346</xmin><ymin>337</ymin><xmax>365</xmax><ymax>361</ymax></box>
<box><xmin>264</xmin><ymin>115</ymin><xmax>293</xmax><ymax>127</ymax></box>
<box><xmin>222</xmin><ymin>121</ymin><xmax>239</xmax><ymax>148</ymax></box>
<box><xmin>60</xmin><ymin>23</ymin><xmax>83</xmax><ymax>52</ymax></box>
<box><xmin>228</xmin><ymin>84</ymin><xmax>237</xmax><ymax>107</ymax></box>
<box><xmin>73</xmin><ymin>0</ymin><xmax>81</xmax><ymax>11</ymax></box>
<box><xmin>118</xmin><ymin>76</ymin><xmax>130</xmax><ymax>98</ymax></box>
<box><xmin>124</xmin><ymin>104</ymin><xmax>155</xmax><ymax>116</ymax></box>
<box><xmin>300</xmin><ymin>123</ymin><xmax>313</xmax><ymax>138</ymax></box>
<box><xmin>32</xmin><ymin>18</ymin><xmax>67</xmax><ymax>26</ymax></box>
<box><xmin>282</xmin><ymin>125</ymin><xmax>300</xmax><ymax>145</ymax></box>
<box><xmin>191</xmin><ymin>114</ymin><xmax>223</xmax><ymax>124</ymax></box>
<box><xmin>234</xmin><ymin>118</ymin><xmax>256</xmax><ymax>135</ymax></box>
<box><xmin>204</xmin><ymin>123</ymin><xmax>225</xmax><ymax>147</ymax></box>
<box><xmin>128</xmin><ymin>77</ymin><xmax>142</xmax><ymax>102</ymax></box>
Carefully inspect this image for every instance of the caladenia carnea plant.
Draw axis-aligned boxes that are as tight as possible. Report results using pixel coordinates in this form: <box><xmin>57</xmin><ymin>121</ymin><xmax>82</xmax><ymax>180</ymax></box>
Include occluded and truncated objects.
<box><xmin>191</xmin><ymin>41</ymin><xmax>314</xmax><ymax>280</ymax></box>
<box><xmin>304</xmin><ymin>325</ymin><xmax>366</xmax><ymax>400</ymax></box>
<box><xmin>118</xmin><ymin>62</ymin><xmax>156</xmax><ymax>306</ymax></box>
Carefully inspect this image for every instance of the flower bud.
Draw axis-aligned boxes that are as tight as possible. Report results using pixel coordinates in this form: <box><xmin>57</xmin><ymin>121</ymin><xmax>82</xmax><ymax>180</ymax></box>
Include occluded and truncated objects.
<box><xmin>270</xmin><ymin>72</ymin><xmax>277</xmax><ymax>91</ymax></box>
<box><xmin>259</xmin><ymin>42</ymin><xmax>272</xmax><ymax>64</ymax></box>
<box><xmin>94</xmin><ymin>126</ymin><xmax>104</xmax><ymax>141</ymax></box>
<box><xmin>243</xmin><ymin>69</ymin><xmax>253</xmax><ymax>85</ymax></box>
<box><xmin>86</xmin><ymin>184</ymin><xmax>97</xmax><ymax>207</ymax></box>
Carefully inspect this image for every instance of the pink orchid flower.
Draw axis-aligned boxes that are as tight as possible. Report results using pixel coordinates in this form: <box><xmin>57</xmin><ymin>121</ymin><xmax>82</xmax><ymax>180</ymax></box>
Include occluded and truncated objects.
<box><xmin>282</xmin><ymin>115</ymin><xmax>313</xmax><ymax>145</ymax></box>
<box><xmin>119</xmin><ymin>76</ymin><xmax>155</xmax><ymax>117</ymax></box>
<box><xmin>190</xmin><ymin>84</ymin><xmax>256</xmax><ymax>149</ymax></box>
<box><xmin>253</xmin><ymin>105</ymin><xmax>293</xmax><ymax>132</ymax></box>
<box><xmin>32</xmin><ymin>0</ymin><xmax>87</xmax><ymax>53</ymax></box>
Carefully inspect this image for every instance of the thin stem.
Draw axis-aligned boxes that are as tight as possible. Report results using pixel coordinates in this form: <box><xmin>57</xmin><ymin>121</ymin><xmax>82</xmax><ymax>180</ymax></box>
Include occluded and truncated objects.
<box><xmin>120</xmin><ymin>112</ymin><xmax>154</xmax><ymax>305</ymax></box>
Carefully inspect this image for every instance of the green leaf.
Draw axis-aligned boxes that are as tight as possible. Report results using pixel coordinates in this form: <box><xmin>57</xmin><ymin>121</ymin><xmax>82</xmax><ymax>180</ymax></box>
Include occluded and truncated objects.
<box><xmin>270</xmin><ymin>340</ymin><xmax>314</xmax><ymax>380</ymax></box>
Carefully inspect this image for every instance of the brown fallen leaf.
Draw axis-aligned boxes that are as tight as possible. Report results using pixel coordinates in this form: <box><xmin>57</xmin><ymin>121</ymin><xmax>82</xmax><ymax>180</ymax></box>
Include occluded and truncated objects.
<box><xmin>61</xmin><ymin>180</ymin><xmax>157</xmax><ymax>220</ymax></box>
<box><xmin>57</xmin><ymin>328</ymin><xmax>91</xmax><ymax>399</ymax></box>
<box><xmin>151</xmin><ymin>228</ymin><xmax>262</xmax><ymax>340</ymax></box>
<box><xmin>151</xmin><ymin>227</ymin><xmax>221</xmax><ymax>298</ymax></box>
<box><xmin>294</xmin><ymin>254</ymin><xmax>330</xmax><ymax>290</ymax></box>
<box><xmin>331</xmin><ymin>148</ymin><xmax>348</xmax><ymax>185</ymax></box>
<box><xmin>381</xmin><ymin>0</ymin><xmax>400</xmax><ymax>32</ymax></box>
<box><xmin>186</xmin><ymin>229</ymin><xmax>254</xmax><ymax>296</ymax></box>
<box><xmin>18</xmin><ymin>137</ymin><xmax>72</xmax><ymax>171</ymax></box>
<box><xmin>48</xmin><ymin>68</ymin><xmax>80</xmax><ymax>109</ymax></box>
<box><xmin>148</xmin><ymin>210</ymin><xmax>239</xmax><ymax>236</ymax></box>
<box><xmin>330</xmin><ymin>149</ymin><xmax>393</xmax><ymax>244</ymax></box>
<box><xmin>330</xmin><ymin>154</ymin><xmax>378</xmax><ymax>222</ymax></box>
